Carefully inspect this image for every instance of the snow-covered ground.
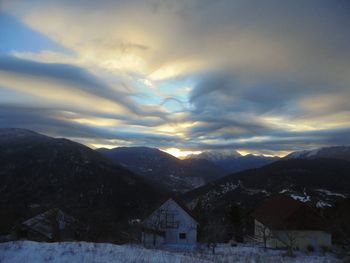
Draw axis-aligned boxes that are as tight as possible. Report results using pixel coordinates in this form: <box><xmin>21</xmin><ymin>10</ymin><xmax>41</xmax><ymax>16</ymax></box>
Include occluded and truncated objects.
<box><xmin>0</xmin><ymin>241</ymin><xmax>339</xmax><ymax>263</ymax></box>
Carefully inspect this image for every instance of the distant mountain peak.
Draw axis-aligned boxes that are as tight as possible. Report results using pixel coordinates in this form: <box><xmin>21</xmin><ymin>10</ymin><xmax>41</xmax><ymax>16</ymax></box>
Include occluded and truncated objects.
<box><xmin>101</xmin><ymin>146</ymin><xmax>164</xmax><ymax>154</ymax></box>
<box><xmin>285</xmin><ymin>148</ymin><xmax>321</xmax><ymax>159</ymax></box>
<box><xmin>0</xmin><ymin>128</ymin><xmax>41</xmax><ymax>136</ymax></box>
<box><xmin>98</xmin><ymin>146</ymin><xmax>178</xmax><ymax>162</ymax></box>
<box><xmin>189</xmin><ymin>149</ymin><xmax>242</xmax><ymax>161</ymax></box>
<box><xmin>187</xmin><ymin>149</ymin><xmax>279</xmax><ymax>173</ymax></box>
<box><xmin>285</xmin><ymin>146</ymin><xmax>350</xmax><ymax>161</ymax></box>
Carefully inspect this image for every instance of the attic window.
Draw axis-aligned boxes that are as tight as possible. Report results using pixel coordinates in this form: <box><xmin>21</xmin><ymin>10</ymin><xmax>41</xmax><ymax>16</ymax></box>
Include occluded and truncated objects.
<box><xmin>179</xmin><ymin>233</ymin><xmax>186</xmax><ymax>239</ymax></box>
<box><xmin>163</xmin><ymin>212</ymin><xmax>179</xmax><ymax>228</ymax></box>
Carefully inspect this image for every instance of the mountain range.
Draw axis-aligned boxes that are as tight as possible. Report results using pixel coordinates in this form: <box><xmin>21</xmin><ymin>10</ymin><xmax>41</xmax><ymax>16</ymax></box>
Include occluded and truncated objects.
<box><xmin>188</xmin><ymin>150</ymin><xmax>280</xmax><ymax>173</ymax></box>
<box><xmin>97</xmin><ymin>147</ymin><xmax>227</xmax><ymax>192</ymax></box>
<box><xmin>1</xmin><ymin>128</ymin><xmax>350</xmax><ymax>242</ymax></box>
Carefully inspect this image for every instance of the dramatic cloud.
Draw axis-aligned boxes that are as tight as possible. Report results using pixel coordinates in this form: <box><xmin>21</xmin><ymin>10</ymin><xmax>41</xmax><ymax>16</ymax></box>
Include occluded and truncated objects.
<box><xmin>1</xmin><ymin>0</ymin><xmax>350</xmax><ymax>156</ymax></box>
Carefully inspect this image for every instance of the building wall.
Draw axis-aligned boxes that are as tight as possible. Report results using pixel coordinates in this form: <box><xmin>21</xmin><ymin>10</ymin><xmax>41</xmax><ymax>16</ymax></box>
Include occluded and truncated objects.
<box><xmin>270</xmin><ymin>230</ymin><xmax>331</xmax><ymax>250</ymax></box>
<box><xmin>16</xmin><ymin>227</ymin><xmax>51</xmax><ymax>242</ymax></box>
<box><xmin>254</xmin><ymin>219</ymin><xmax>272</xmax><ymax>242</ymax></box>
<box><xmin>143</xmin><ymin>199</ymin><xmax>197</xmax><ymax>246</ymax></box>
<box><xmin>254</xmin><ymin>220</ymin><xmax>331</xmax><ymax>250</ymax></box>
<box><xmin>142</xmin><ymin>232</ymin><xmax>164</xmax><ymax>248</ymax></box>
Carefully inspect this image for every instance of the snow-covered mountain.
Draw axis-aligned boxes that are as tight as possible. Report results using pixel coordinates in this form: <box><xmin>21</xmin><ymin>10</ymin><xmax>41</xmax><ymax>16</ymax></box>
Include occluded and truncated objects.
<box><xmin>189</xmin><ymin>149</ymin><xmax>242</xmax><ymax>161</ymax></box>
<box><xmin>188</xmin><ymin>150</ymin><xmax>279</xmax><ymax>173</ymax></box>
<box><xmin>285</xmin><ymin>146</ymin><xmax>350</xmax><ymax>161</ymax></box>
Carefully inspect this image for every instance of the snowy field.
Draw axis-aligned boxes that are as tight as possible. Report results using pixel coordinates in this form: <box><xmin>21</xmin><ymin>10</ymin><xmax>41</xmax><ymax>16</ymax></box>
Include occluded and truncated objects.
<box><xmin>0</xmin><ymin>241</ymin><xmax>339</xmax><ymax>263</ymax></box>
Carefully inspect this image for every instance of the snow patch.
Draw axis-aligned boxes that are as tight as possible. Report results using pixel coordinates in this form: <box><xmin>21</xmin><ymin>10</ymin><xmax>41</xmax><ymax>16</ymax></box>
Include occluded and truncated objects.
<box><xmin>306</xmin><ymin>148</ymin><xmax>321</xmax><ymax>157</ymax></box>
<box><xmin>316</xmin><ymin>201</ymin><xmax>332</xmax><ymax>209</ymax></box>
<box><xmin>315</xmin><ymin>189</ymin><xmax>347</xmax><ymax>198</ymax></box>
<box><xmin>279</xmin><ymin>189</ymin><xmax>291</xmax><ymax>194</ymax></box>
<box><xmin>290</xmin><ymin>194</ymin><xmax>311</xmax><ymax>203</ymax></box>
<box><xmin>286</xmin><ymin>148</ymin><xmax>321</xmax><ymax>159</ymax></box>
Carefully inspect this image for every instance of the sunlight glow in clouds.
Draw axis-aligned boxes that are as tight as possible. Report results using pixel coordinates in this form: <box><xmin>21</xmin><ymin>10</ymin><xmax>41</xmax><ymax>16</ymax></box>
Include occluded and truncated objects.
<box><xmin>162</xmin><ymin>148</ymin><xmax>202</xmax><ymax>159</ymax></box>
<box><xmin>1</xmin><ymin>0</ymin><xmax>350</xmax><ymax>156</ymax></box>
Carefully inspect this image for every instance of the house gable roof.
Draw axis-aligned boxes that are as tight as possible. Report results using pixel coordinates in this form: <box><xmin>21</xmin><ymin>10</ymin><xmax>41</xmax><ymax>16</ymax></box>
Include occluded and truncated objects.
<box><xmin>171</xmin><ymin>197</ymin><xmax>198</xmax><ymax>223</ymax></box>
<box><xmin>21</xmin><ymin>208</ymin><xmax>76</xmax><ymax>239</ymax></box>
<box><xmin>142</xmin><ymin>197</ymin><xmax>198</xmax><ymax>224</ymax></box>
<box><xmin>254</xmin><ymin>195</ymin><xmax>328</xmax><ymax>231</ymax></box>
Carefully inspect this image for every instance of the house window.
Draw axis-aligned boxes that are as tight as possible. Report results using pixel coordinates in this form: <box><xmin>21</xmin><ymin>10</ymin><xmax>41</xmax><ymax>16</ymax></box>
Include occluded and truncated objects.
<box><xmin>179</xmin><ymin>233</ymin><xmax>186</xmax><ymax>239</ymax></box>
<box><xmin>162</xmin><ymin>212</ymin><xmax>179</xmax><ymax>229</ymax></box>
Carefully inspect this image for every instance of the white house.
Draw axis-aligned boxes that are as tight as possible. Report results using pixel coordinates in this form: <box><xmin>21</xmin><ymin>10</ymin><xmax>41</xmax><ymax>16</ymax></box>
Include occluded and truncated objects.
<box><xmin>141</xmin><ymin>198</ymin><xmax>198</xmax><ymax>249</ymax></box>
<box><xmin>254</xmin><ymin>195</ymin><xmax>331</xmax><ymax>251</ymax></box>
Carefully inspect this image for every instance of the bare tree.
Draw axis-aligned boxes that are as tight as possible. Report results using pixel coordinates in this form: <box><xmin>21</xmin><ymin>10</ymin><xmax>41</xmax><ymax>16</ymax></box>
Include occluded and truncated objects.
<box><xmin>49</xmin><ymin>209</ymin><xmax>62</xmax><ymax>242</ymax></box>
<box><xmin>255</xmin><ymin>222</ymin><xmax>272</xmax><ymax>249</ymax></box>
<box><xmin>203</xmin><ymin>218</ymin><xmax>226</xmax><ymax>254</ymax></box>
<box><xmin>227</xmin><ymin>204</ymin><xmax>245</xmax><ymax>243</ymax></box>
<box><xmin>255</xmin><ymin>219</ymin><xmax>302</xmax><ymax>256</ymax></box>
<box><xmin>275</xmin><ymin>230</ymin><xmax>299</xmax><ymax>257</ymax></box>
<box><xmin>149</xmin><ymin>209</ymin><xmax>165</xmax><ymax>246</ymax></box>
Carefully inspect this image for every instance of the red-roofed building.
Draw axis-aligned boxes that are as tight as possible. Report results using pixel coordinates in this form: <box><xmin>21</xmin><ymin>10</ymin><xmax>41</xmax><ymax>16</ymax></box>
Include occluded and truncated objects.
<box><xmin>254</xmin><ymin>195</ymin><xmax>331</xmax><ymax>250</ymax></box>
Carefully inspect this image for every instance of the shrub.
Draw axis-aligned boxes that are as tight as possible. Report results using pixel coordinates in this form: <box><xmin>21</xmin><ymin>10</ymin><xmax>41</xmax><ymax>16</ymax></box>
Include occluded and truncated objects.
<box><xmin>321</xmin><ymin>245</ymin><xmax>331</xmax><ymax>253</ymax></box>
<box><xmin>306</xmin><ymin>245</ymin><xmax>314</xmax><ymax>253</ymax></box>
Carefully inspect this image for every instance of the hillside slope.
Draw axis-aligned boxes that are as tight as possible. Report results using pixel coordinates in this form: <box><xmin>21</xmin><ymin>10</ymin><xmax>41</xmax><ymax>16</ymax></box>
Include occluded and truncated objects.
<box><xmin>0</xmin><ymin>128</ymin><xmax>164</xmax><ymax>241</ymax></box>
<box><xmin>182</xmin><ymin>158</ymin><xmax>350</xmax><ymax>213</ymax></box>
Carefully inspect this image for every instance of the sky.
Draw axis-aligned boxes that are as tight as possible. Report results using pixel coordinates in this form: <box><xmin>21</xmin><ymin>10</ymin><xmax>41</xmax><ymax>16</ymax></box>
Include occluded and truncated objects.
<box><xmin>0</xmin><ymin>0</ymin><xmax>350</xmax><ymax>157</ymax></box>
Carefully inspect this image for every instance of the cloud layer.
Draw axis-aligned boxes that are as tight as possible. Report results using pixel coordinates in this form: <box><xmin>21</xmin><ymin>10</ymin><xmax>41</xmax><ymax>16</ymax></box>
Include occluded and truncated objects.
<box><xmin>1</xmin><ymin>0</ymin><xmax>350</xmax><ymax>156</ymax></box>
